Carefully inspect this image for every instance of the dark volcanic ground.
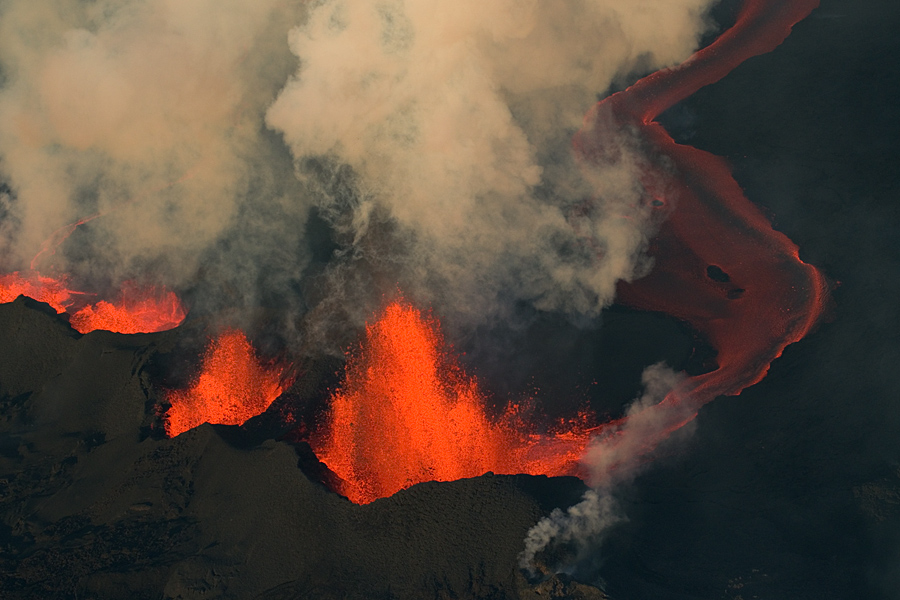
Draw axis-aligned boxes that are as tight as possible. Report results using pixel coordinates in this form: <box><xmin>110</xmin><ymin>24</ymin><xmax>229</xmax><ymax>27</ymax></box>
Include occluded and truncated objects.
<box><xmin>2</xmin><ymin>0</ymin><xmax>900</xmax><ymax>598</ymax></box>
<box><xmin>0</xmin><ymin>298</ymin><xmax>600</xmax><ymax>599</ymax></box>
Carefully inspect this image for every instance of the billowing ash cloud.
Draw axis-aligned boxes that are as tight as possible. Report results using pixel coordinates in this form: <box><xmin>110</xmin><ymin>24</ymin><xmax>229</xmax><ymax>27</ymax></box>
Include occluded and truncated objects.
<box><xmin>520</xmin><ymin>363</ymin><xmax>691</xmax><ymax>575</ymax></box>
<box><xmin>0</xmin><ymin>0</ymin><xmax>715</xmax><ymax>339</ymax></box>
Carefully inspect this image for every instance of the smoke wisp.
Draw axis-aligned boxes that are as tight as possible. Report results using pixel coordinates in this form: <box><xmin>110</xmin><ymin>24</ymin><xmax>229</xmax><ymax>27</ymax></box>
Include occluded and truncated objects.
<box><xmin>520</xmin><ymin>362</ymin><xmax>691</xmax><ymax>575</ymax></box>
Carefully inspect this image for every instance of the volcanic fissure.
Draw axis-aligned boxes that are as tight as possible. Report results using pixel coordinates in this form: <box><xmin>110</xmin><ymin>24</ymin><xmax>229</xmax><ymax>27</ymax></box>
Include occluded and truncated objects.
<box><xmin>0</xmin><ymin>0</ymin><xmax>829</xmax><ymax>510</ymax></box>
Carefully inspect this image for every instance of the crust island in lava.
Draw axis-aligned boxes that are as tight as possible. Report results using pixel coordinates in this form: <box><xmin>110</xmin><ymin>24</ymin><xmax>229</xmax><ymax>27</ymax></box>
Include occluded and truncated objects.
<box><xmin>164</xmin><ymin>329</ymin><xmax>290</xmax><ymax>437</ymax></box>
<box><xmin>311</xmin><ymin>300</ymin><xmax>597</xmax><ymax>505</ymax></box>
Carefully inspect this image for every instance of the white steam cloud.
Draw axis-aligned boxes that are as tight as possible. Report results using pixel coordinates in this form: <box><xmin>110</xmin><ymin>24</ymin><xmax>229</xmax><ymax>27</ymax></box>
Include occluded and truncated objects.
<box><xmin>0</xmin><ymin>0</ymin><xmax>310</xmax><ymax>304</ymax></box>
<box><xmin>0</xmin><ymin>0</ymin><xmax>714</xmax><ymax>334</ymax></box>
<box><xmin>520</xmin><ymin>363</ymin><xmax>695</xmax><ymax>574</ymax></box>
<box><xmin>267</xmin><ymin>0</ymin><xmax>715</xmax><ymax>337</ymax></box>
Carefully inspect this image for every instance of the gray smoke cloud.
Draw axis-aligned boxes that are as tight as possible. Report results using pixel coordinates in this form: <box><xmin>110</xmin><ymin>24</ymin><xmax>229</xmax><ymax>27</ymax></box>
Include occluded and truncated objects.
<box><xmin>0</xmin><ymin>0</ymin><xmax>716</xmax><ymax>344</ymax></box>
<box><xmin>520</xmin><ymin>363</ymin><xmax>693</xmax><ymax>575</ymax></box>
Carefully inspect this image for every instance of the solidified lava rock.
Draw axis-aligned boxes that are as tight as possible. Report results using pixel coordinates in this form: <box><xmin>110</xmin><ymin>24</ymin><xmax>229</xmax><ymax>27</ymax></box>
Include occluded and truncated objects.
<box><xmin>0</xmin><ymin>297</ymin><xmax>597</xmax><ymax>599</ymax></box>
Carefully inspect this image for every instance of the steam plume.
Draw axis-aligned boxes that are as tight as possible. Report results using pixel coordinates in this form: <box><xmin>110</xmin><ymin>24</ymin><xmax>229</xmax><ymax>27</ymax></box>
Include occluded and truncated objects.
<box><xmin>0</xmin><ymin>0</ymin><xmax>310</xmax><ymax>314</ymax></box>
<box><xmin>0</xmin><ymin>0</ymin><xmax>718</xmax><ymax>340</ymax></box>
<box><xmin>520</xmin><ymin>363</ymin><xmax>690</xmax><ymax>573</ymax></box>
<box><xmin>267</xmin><ymin>0</ymin><xmax>717</xmax><ymax>342</ymax></box>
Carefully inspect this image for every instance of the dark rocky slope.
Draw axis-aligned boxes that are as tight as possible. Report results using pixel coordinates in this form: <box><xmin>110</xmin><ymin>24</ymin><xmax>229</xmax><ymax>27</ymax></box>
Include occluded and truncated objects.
<box><xmin>0</xmin><ymin>297</ymin><xmax>601</xmax><ymax>599</ymax></box>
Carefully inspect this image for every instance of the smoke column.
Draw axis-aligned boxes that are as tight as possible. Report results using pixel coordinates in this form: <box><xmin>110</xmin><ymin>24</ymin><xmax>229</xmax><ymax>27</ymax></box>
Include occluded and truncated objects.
<box><xmin>521</xmin><ymin>0</ymin><xmax>829</xmax><ymax>574</ymax></box>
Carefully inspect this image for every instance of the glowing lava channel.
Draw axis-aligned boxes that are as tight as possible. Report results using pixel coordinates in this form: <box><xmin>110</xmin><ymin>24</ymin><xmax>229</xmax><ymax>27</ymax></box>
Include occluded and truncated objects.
<box><xmin>0</xmin><ymin>271</ymin><xmax>186</xmax><ymax>334</ymax></box>
<box><xmin>569</xmin><ymin>0</ymin><xmax>830</xmax><ymax>480</ymax></box>
<box><xmin>311</xmin><ymin>300</ymin><xmax>596</xmax><ymax>505</ymax></box>
<box><xmin>164</xmin><ymin>329</ymin><xmax>290</xmax><ymax>437</ymax></box>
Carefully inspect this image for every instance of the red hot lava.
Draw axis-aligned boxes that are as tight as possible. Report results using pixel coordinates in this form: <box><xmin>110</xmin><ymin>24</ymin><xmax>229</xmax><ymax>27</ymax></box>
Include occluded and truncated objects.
<box><xmin>69</xmin><ymin>282</ymin><xmax>186</xmax><ymax>335</ymax></box>
<box><xmin>0</xmin><ymin>170</ymin><xmax>195</xmax><ymax>334</ymax></box>
<box><xmin>164</xmin><ymin>329</ymin><xmax>290</xmax><ymax>437</ymax></box>
<box><xmin>0</xmin><ymin>271</ymin><xmax>76</xmax><ymax>311</ymax></box>
<box><xmin>311</xmin><ymin>299</ymin><xmax>597</xmax><ymax>505</ymax></box>
<box><xmin>0</xmin><ymin>271</ymin><xmax>186</xmax><ymax>334</ymax></box>
<box><xmin>570</xmin><ymin>0</ymin><xmax>830</xmax><ymax>478</ymax></box>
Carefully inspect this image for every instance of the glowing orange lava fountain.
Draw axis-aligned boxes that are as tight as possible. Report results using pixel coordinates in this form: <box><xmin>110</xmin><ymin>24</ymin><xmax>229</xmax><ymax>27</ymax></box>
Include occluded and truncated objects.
<box><xmin>164</xmin><ymin>329</ymin><xmax>290</xmax><ymax>437</ymax></box>
<box><xmin>310</xmin><ymin>300</ymin><xmax>596</xmax><ymax>505</ymax></box>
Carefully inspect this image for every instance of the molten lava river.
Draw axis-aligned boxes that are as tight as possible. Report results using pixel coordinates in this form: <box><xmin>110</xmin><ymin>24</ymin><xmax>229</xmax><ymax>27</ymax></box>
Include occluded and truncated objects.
<box><xmin>0</xmin><ymin>0</ymin><xmax>832</xmax><ymax>506</ymax></box>
<box><xmin>303</xmin><ymin>0</ymin><xmax>830</xmax><ymax>504</ymax></box>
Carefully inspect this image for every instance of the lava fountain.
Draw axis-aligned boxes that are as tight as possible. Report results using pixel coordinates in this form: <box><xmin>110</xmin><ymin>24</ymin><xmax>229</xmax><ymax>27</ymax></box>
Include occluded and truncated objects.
<box><xmin>67</xmin><ymin>282</ymin><xmax>186</xmax><ymax>335</ymax></box>
<box><xmin>164</xmin><ymin>329</ymin><xmax>291</xmax><ymax>437</ymax></box>
<box><xmin>311</xmin><ymin>299</ymin><xmax>597</xmax><ymax>505</ymax></box>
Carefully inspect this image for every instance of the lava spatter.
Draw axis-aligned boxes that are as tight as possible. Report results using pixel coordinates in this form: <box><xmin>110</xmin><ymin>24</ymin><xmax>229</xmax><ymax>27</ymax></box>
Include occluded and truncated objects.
<box><xmin>311</xmin><ymin>299</ymin><xmax>597</xmax><ymax>504</ymax></box>
<box><xmin>164</xmin><ymin>329</ymin><xmax>290</xmax><ymax>437</ymax></box>
<box><xmin>0</xmin><ymin>271</ymin><xmax>186</xmax><ymax>334</ymax></box>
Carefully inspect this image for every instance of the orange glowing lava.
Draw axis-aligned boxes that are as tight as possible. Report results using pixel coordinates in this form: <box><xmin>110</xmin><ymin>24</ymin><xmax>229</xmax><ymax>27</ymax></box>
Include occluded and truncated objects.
<box><xmin>164</xmin><ymin>329</ymin><xmax>289</xmax><ymax>437</ymax></box>
<box><xmin>68</xmin><ymin>282</ymin><xmax>186</xmax><ymax>334</ymax></box>
<box><xmin>311</xmin><ymin>299</ymin><xmax>596</xmax><ymax>505</ymax></box>
<box><xmin>1</xmin><ymin>168</ymin><xmax>195</xmax><ymax>334</ymax></box>
<box><xmin>0</xmin><ymin>271</ymin><xmax>77</xmax><ymax>313</ymax></box>
<box><xmin>0</xmin><ymin>271</ymin><xmax>186</xmax><ymax>334</ymax></box>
